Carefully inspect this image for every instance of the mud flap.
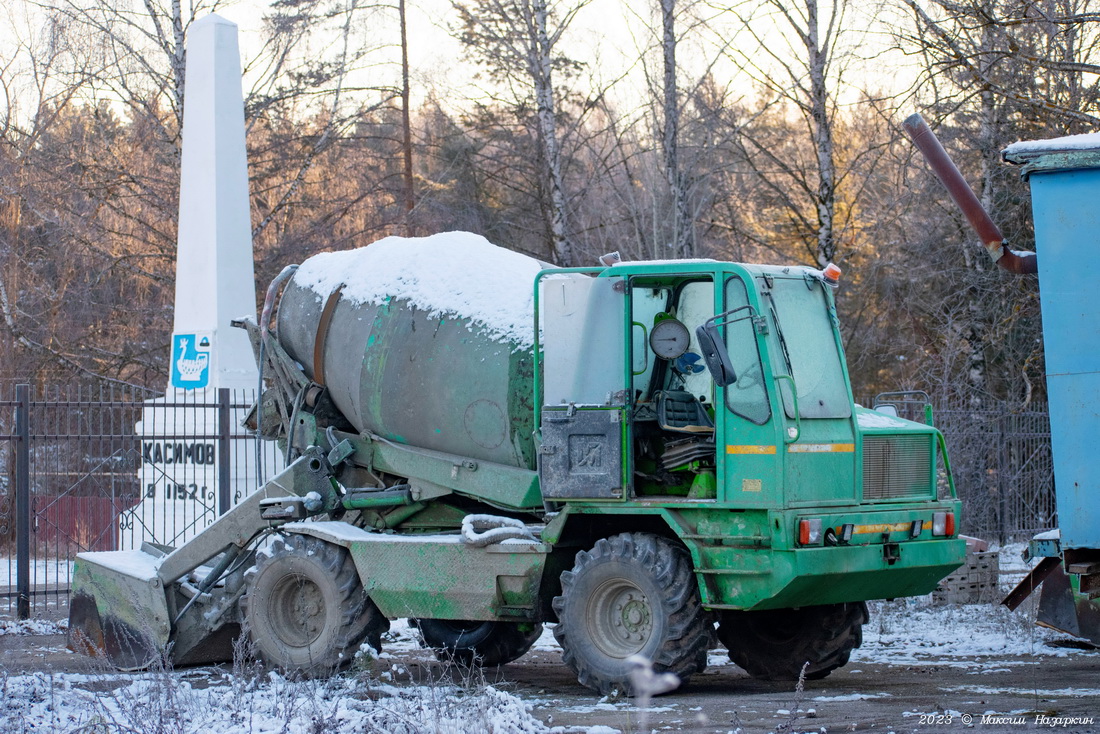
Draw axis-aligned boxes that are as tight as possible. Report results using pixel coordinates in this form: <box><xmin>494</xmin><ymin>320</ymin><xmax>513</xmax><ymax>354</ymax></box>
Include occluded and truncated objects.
<box><xmin>68</xmin><ymin>550</ymin><xmax>172</xmax><ymax>670</ymax></box>
<box><xmin>1036</xmin><ymin>563</ymin><xmax>1100</xmax><ymax>646</ymax></box>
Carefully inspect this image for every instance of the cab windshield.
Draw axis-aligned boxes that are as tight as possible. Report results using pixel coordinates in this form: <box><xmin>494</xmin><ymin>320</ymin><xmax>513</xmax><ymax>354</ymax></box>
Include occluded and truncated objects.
<box><xmin>762</xmin><ymin>276</ymin><xmax>850</xmax><ymax>419</ymax></box>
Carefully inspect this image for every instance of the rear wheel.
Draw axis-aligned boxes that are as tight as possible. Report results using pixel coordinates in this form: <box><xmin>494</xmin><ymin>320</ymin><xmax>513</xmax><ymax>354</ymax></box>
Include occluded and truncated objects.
<box><xmin>242</xmin><ymin>534</ymin><xmax>387</xmax><ymax>675</ymax></box>
<box><xmin>717</xmin><ymin>602</ymin><xmax>867</xmax><ymax>681</ymax></box>
<box><xmin>552</xmin><ymin>533</ymin><xmax>713</xmax><ymax>696</ymax></box>
<box><xmin>413</xmin><ymin>619</ymin><xmax>542</xmax><ymax>666</ymax></box>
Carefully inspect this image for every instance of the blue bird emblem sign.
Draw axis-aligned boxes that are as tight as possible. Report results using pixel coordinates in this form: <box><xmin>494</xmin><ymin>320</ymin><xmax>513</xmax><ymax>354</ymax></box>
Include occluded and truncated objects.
<box><xmin>171</xmin><ymin>333</ymin><xmax>212</xmax><ymax>389</ymax></box>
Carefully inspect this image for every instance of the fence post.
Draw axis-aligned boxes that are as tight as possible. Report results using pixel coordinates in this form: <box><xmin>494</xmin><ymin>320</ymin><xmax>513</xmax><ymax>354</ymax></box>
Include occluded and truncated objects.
<box><xmin>218</xmin><ymin>388</ymin><xmax>231</xmax><ymax>515</ymax></box>
<box><xmin>998</xmin><ymin>409</ymin><xmax>1009</xmax><ymax>545</ymax></box>
<box><xmin>15</xmin><ymin>384</ymin><xmax>30</xmax><ymax>620</ymax></box>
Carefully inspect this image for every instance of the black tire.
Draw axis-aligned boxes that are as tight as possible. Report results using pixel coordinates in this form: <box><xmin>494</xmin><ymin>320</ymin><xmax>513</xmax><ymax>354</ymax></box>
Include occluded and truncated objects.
<box><xmin>242</xmin><ymin>534</ymin><xmax>387</xmax><ymax>675</ymax></box>
<box><xmin>552</xmin><ymin>532</ymin><xmax>713</xmax><ymax>696</ymax></box>
<box><xmin>412</xmin><ymin>619</ymin><xmax>543</xmax><ymax>666</ymax></box>
<box><xmin>717</xmin><ymin>601</ymin><xmax>868</xmax><ymax>681</ymax></box>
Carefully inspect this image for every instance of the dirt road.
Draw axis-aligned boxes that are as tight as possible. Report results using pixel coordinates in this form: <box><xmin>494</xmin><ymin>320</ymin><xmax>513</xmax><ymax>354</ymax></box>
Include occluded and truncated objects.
<box><xmin>3</xmin><ymin>610</ymin><xmax>1098</xmax><ymax>734</ymax></box>
<box><xmin>505</xmin><ymin>645</ymin><xmax>1100</xmax><ymax>733</ymax></box>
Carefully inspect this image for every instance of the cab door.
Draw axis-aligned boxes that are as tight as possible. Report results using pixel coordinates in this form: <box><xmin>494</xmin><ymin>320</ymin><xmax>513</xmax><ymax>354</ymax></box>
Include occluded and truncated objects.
<box><xmin>758</xmin><ymin>273</ymin><xmax>856</xmax><ymax>507</ymax></box>
<box><xmin>538</xmin><ymin>274</ymin><xmax>629</xmax><ymax>500</ymax></box>
<box><xmin>718</xmin><ymin>275</ymin><xmax>784</xmax><ymax>507</ymax></box>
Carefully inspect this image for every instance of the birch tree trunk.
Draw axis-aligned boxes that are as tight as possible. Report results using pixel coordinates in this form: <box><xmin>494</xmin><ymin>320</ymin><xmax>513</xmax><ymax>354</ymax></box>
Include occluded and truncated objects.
<box><xmin>531</xmin><ymin>0</ymin><xmax>573</xmax><ymax>266</ymax></box>
<box><xmin>661</xmin><ymin>0</ymin><xmax>693</xmax><ymax>258</ymax></box>
<box><xmin>718</xmin><ymin>0</ymin><xmax>848</xmax><ymax>267</ymax></box>
<box><xmin>400</xmin><ymin>0</ymin><xmax>416</xmax><ymax>234</ymax></box>
<box><xmin>170</xmin><ymin>0</ymin><xmax>186</xmax><ymax>127</ymax></box>
<box><xmin>452</xmin><ymin>0</ymin><xmax>587</xmax><ymax>266</ymax></box>
<box><xmin>804</xmin><ymin>0</ymin><xmax>837</xmax><ymax>267</ymax></box>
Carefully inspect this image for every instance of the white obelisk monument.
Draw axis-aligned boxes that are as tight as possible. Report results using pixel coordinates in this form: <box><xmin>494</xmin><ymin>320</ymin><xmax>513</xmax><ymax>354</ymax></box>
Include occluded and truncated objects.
<box><xmin>124</xmin><ymin>15</ymin><xmax>281</xmax><ymax>549</ymax></box>
<box><xmin>170</xmin><ymin>13</ymin><xmax>258</xmax><ymax>391</ymax></box>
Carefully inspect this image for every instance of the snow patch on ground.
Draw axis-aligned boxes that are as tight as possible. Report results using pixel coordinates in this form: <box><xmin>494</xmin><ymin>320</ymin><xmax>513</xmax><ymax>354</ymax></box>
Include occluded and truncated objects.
<box><xmin>0</xmin><ymin>669</ymin><xmax>609</xmax><ymax>734</ymax></box>
<box><xmin>942</xmin><ymin>684</ymin><xmax>1100</xmax><ymax>697</ymax></box>
<box><xmin>379</xmin><ymin>618</ymin><xmax>421</xmax><ymax>654</ymax></box>
<box><xmin>855</xmin><ymin>598</ymin><xmax>1097</xmax><ymax>665</ymax></box>
<box><xmin>555</xmin><ymin>701</ymin><xmax>673</xmax><ymax>715</ymax></box>
<box><xmin>0</xmin><ymin>558</ymin><xmax>74</xmax><ymax>588</ymax></box>
<box><xmin>707</xmin><ymin>651</ymin><xmax>734</xmax><ymax>667</ymax></box>
<box><xmin>0</xmin><ymin>618</ymin><xmax>68</xmax><ymax>636</ymax></box>
<box><xmin>995</xmin><ymin>541</ymin><xmax>1032</xmax><ymax>577</ymax></box>
<box><xmin>534</xmin><ymin>624</ymin><xmax>561</xmax><ymax>652</ymax></box>
<box><xmin>811</xmin><ymin>692</ymin><xmax>892</xmax><ymax>702</ymax></box>
<box><xmin>292</xmin><ymin>232</ymin><xmax>552</xmax><ymax>348</ymax></box>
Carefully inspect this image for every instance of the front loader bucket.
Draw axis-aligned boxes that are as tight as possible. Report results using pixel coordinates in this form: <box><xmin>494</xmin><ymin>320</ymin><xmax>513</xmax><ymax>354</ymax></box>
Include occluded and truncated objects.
<box><xmin>68</xmin><ymin>549</ymin><xmax>172</xmax><ymax>670</ymax></box>
<box><xmin>1036</xmin><ymin>564</ymin><xmax>1100</xmax><ymax>646</ymax></box>
<box><xmin>67</xmin><ymin>449</ymin><xmax>344</xmax><ymax>670</ymax></box>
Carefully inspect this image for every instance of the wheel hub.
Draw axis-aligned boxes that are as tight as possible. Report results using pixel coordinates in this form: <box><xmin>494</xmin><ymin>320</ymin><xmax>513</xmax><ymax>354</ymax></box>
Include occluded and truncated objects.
<box><xmin>589</xmin><ymin>580</ymin><xmax>653</xmax><ymax>658</ymax></box>
<box><xmin>618</xmin><ymin>597</ymin><xmax>650</xmax><ymax>637</ymax></box>
<box><xmin>272</xmin><ymin>574</ymin><xmax>325</xmax><ymax>647</ymax></box>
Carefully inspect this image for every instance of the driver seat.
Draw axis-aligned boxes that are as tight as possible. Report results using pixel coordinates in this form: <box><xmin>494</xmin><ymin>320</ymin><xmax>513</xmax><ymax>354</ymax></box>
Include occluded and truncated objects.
<box><xmin>655</xmin><ymin>390</ymin><xmax>714</xmax><ymax>434</ymax></box>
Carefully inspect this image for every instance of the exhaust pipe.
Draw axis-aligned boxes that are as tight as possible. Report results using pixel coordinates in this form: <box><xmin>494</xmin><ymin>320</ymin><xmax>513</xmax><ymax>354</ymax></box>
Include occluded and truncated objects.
<box><xmin>903</xmin><ymin>113</ymin><xmax>1038</xmax><ymax>275</ymax></box>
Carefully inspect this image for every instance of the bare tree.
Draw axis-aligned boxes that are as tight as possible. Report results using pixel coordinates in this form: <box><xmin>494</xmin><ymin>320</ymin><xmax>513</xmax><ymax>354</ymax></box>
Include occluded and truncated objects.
<box><xmin>39</xmin><ymin>0</ymin><xmax>224</xmax><ymax>144</ymax></box>
<box><xmin>897</xmin><ymin>0</ymin><xmax>1100</xmax><ymax>129</ymax></box>
<box><xmin>887</xmin><ymin>0</ymin><xmax>1100</xmax><ymax>403</ymax></box>
<box><xmin>659</xmin><ymin>0</ymin><xmax>694</xmax><ymax>257</ymax></box>
<box><xmin>0</xmin><ymin>0</ymin><xmax>401</xmax><ymax>386</ymax></box>
<box><xmin>710</xmin><ymin>0</ymin><xmax>852</xmax><ymax>268</ymax></box>
<box><xmin>399</xmin><ymin>0</ymin><xmax>416</xmax><ymax>233</ymax></box>
<box><xmin>453</xmin><ymin>0</ymin><xmax>590</xmax><ymax>265</ymax></box>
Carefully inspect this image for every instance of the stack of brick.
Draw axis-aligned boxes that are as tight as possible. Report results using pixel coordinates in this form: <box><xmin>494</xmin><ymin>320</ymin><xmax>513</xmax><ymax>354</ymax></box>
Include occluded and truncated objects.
<box><xmin>933</xmin><ymin>536</ymin><xmax>1000</xmax><ymax>605</ymax></box>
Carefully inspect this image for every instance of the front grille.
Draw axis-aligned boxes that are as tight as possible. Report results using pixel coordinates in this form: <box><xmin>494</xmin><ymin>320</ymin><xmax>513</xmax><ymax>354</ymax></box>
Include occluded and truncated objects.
<box><xmin>863</xmin><ymin>435</ymin><xmax>931</xmax><ymax>500</ymax></box>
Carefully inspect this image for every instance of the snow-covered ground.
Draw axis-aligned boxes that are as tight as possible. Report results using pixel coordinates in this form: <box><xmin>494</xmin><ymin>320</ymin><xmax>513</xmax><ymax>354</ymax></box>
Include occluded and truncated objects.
<box><xmin>0</xmin><ymin>617</ymin><xmax>68</xmax><ymax>636</ymax></box>
<box><xmin>855</xmin><ymin>598</ymin><xmax>1073</xmax><ymax>666</ymax></box>
<box><xmin>0</xmin><ymin>618</ymin><xmax>611</xmax><ymax>734</ymax></box>
<box><xmin>0</xmin><ymin>667</ymin><xmax>586</xmax><ymax>734</ymax></box>
<box><xmin>0</xmin><ymin>557</ymin><xmax>74</xmax><ymax>588</ymax></box>
<box><xmin>2</xmin><ymin>560</ymin><xmax>1096</xmax><ymax>734</ymax></box>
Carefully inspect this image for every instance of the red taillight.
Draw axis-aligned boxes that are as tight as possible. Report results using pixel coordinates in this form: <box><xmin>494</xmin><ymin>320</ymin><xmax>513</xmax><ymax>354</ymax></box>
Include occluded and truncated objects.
<box><xmin>933</xmin><ymin>512</ymin><xmax>956</xmax><ymax>536</ymax></box>
<box><xmin>798</xmin><ymin>518</ymin><xmax>822</xmax><ymax>545</ymax></box>
<box><xmin>945</xmin><ymin>512</ymin><xmax>955</xmax><ymax>536</ymax></box>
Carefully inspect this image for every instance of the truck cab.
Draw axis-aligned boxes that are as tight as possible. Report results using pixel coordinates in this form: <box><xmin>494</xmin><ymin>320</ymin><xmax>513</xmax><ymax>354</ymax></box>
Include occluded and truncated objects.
<box><xmin>537</xmin><ymin>261</ymin><xmax>964</xmax><ymax>614</ymax></box>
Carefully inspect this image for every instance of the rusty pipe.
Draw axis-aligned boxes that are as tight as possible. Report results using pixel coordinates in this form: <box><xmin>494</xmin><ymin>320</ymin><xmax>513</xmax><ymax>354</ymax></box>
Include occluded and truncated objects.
<box><xmin>903</xmin><ymin>113</ymin><xmax>1037</xmax><ymax>275</ymax></box>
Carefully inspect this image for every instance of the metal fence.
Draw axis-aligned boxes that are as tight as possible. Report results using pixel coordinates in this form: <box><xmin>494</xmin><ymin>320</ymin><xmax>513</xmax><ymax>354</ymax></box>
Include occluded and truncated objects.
<box><xmin>0</xmin><ymin>383</ymin><xmax>284</xmax><ymax>618</ymax></box>
<box><xmin>934</xmin><ymin>401</ymin><xmax>1056</xmax><ymax>542</ymax></box>
<box><xmin>0</xmin><ymin>385</ymin><xmax>1056</xmax><ymax>618</ymax></box>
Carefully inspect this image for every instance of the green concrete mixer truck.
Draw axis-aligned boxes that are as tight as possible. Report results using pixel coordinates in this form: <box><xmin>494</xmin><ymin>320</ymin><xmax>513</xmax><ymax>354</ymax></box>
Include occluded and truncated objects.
<box><xmin>69</xmin><ymin>232</ymin><xmax>966</xmax><ymax>695</ymax></box>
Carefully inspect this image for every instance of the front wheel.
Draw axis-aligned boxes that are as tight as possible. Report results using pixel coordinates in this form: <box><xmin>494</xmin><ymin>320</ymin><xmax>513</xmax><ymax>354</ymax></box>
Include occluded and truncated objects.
<box><xmin>413</xmin><ymin>619</ymin><xmax>542</xmax><ymax>666</ymax></box>
<box><xmin>242</xmin><ymin>534</ymin><xmax>387</xmax><ymax>675</ymax></box>
<box><xmin>717</xmin><ymin>602</ymin><xmax>868</xmax><ymax>681</ymax></box>
<box><xmin>552</xmin><ymin>533</ymin><xmax>713</xmax><ymax>696</ymax></box>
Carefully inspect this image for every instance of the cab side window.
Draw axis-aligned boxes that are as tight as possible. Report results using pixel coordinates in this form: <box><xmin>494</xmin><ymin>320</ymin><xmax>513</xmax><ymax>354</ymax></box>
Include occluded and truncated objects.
<box><xmin>724</xmin><ymin>277</ymin><xmax>771</xmax><ymax>425</ymax></box>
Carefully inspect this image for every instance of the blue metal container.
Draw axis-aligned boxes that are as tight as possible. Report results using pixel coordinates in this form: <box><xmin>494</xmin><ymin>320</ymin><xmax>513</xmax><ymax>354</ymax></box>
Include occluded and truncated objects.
<box><xmin>1004</xmin><ymin>140</ymin><xmax>1100</xmax><ymax>551</ymax></box>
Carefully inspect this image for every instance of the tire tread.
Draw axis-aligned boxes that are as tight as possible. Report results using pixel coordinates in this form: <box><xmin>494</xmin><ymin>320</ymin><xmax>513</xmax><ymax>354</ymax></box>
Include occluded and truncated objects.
<box><xmin>718</xmin><ymin>601</ymin><xmax>867</xmax><ymax>681</ymax></box>
<box><xmin>553</xmin><ymin>533</ymin><xmax>713</xmax><ymax>695</ymax></box>
<box><xmin>242</xmin><ymin>534</ymin><xmax>387</xmax><ymax>674</ymax></box>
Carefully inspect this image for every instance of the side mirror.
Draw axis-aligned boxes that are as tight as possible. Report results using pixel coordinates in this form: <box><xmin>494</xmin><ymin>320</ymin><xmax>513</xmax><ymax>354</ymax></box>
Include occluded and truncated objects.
<box><xmin>696</xmin><ymin>321</ymin><xmax>738</xmax><ymax>387</ymax></box>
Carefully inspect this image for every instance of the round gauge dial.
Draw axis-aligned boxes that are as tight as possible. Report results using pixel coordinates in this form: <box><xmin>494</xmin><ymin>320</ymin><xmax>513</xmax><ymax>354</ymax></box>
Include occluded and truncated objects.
<box><xmin>649</xmin><ymin>318</ymin><xmax>691</xmax><ymax>359</ymax></box>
